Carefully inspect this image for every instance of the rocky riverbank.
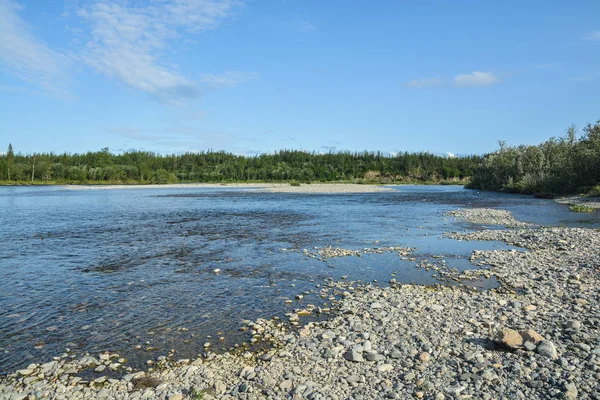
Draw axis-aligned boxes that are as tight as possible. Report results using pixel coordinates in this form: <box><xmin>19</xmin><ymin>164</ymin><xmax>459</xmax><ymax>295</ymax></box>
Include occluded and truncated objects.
<box><xmin>1</xmin><ymin>209</ymin><xmax>599</xmax><ymax>400</ymax></box>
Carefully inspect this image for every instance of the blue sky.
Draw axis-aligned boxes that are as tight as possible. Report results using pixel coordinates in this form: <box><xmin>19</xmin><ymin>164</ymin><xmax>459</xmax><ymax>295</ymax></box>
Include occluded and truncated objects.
<box><xmin>1</xmin><ymin>0</ymin><xmax>599</xmax><ymax>156</ymax></box>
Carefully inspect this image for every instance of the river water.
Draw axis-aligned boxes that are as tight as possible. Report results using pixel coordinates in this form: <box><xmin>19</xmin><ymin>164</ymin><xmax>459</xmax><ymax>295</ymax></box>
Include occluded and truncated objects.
<box><xmin>1</xmin><ymin>185</ymin><xmax>598</xmax><ymax>374</ymax></box>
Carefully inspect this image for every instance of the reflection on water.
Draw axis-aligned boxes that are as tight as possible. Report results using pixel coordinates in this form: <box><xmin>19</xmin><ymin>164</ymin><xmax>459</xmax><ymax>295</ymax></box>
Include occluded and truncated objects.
<box><xmin>0</xmin><ymin>185</ymin><xmax>598</xmax><ymax>374</ymax></box>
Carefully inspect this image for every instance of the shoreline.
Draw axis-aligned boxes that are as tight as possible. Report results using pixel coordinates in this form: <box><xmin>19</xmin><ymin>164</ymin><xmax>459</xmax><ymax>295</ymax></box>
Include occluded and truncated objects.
<box><xmin>58</xmin><ymin>183</ymin><xmax>397</xmax><ymax>193</ymax></box>
<box><xmin>555</xmin><ymin>195</ymin><xmax>600</xmax><ymax>210</ymax></box>
<box><xmin>2</xmin><ymin>209</ymin><xmax>599</xmax><ymax>399</ymax></box>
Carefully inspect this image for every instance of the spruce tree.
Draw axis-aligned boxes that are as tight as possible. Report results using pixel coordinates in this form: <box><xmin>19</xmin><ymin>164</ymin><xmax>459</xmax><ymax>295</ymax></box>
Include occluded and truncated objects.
<box><xmin>7</xmin><ymin>144</ymin><xmax>14</xmax><ymax>181</ymax></box>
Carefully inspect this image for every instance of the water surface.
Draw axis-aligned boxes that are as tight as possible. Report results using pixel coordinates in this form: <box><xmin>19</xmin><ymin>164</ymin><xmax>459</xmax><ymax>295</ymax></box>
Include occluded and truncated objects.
<box><xmin>1</xmin><ymin>185</ymin><xmax>598</xmax><ymax>374</ymax></box>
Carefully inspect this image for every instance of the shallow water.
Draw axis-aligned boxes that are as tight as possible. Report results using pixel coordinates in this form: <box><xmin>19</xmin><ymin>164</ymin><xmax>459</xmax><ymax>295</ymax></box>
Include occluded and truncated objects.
<box><xmin>1</xmin><ymin>185</ymin><xmax>598</xmax><ymax>374</ymax></box>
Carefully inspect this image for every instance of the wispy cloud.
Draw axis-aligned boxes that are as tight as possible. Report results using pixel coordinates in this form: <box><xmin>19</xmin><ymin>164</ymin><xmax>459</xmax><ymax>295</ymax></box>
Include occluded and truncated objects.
<box><xmin>0</xmin><ymin>0</ymin><xmax>71</xmax><ymax>97</ymax></box>
<box><xmin>453</xmin><ymin>71</ymin><xmax>501</xmax><ymax>87</ymax></box>
<box><xmin>298</xmin><ymin>20</ymin><xmax>317</xmax><ymax>32</ymax></box>
<box><xmin>583</xmin><ymin>31</ymin><xmax>600</xmax><ymax>41</ymax></box>
<box><xmin>571</xmin><ymin>72</ymin><xmax>600</xmax><ymax>83</ymax></box>
<box><xmin>200</xmin><ymin>71</ymin><xmax>259</xmax><ymax>88</ymax></box>
<box><xmin>406</xmin><ymin>77</ymin><xmax>442</xmax><ymax>88</ymax></box>
<box><xmin>407</xmin><ymin>72</ymin><xmax>501</xmax><ymax>88</ymax></box>
<box><xmin>77</xmin><ymin>0</ymin><xmax>241</xmax><ymax>104</ymax></box>
<box><xmin>104</xmin><ymin>124</ymin><xmax>252</xmax><ymax>153</ymax></box>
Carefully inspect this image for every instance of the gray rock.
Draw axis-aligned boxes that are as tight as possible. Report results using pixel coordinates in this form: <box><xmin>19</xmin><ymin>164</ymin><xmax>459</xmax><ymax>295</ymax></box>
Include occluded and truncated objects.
<box><xmin>444</xmin><ymin>385</ymin><xmax>466</xmax><ymax>396</ymax></box>
<box><xmin>344</xmin><ymin>348</ymin><xmax>364</xmax><ymax>362</ymax></box>
<box><xmin>565</xmin><ymin>320</ymin><xmax>581</xmax><ymax>330</ymax></box>
<box><xmin>279</xmin><ymin>379</ymin><xmax>292</xmax><ymax>390</ymax></box>
<box><xmin>537</xmin><ymin>340</ymin><xmax>558</xmax><ymax>359</ymax></box>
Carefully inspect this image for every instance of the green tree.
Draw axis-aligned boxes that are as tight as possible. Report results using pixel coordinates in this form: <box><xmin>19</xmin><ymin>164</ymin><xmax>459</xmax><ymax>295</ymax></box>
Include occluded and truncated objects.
<box><xmin>7</xmin><ymin>144</ymin><xmax>14</xmax><ymax>181</ymax></box>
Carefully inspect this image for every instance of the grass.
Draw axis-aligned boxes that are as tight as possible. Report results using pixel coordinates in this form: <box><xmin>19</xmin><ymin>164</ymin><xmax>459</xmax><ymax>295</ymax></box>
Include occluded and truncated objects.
<box><xmin>290</xmin><ymin>181</ymin><xmax>301</xmax><ymax>186</ymax></box>
<box><xmin>189</xmin><ymin>388</ymin><xmax>206</xmax><ymax>399</ymax></box>
<box><xmin>569</xmin><ymin>204</ymin><xmax>595</xmax><ymax>213</ymax></box>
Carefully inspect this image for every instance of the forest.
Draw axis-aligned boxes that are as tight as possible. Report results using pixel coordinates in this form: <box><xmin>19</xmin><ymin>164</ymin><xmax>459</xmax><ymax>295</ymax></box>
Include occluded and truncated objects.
<box><xmin>0</xmin><ymin>147</ymin><xmax>479</xmax><ymax>184</ymax></box>
<box><xmin>469</xmin><ymin>119</ymin><xmax>600</xmax><ymax>196</ymax></box>
<box><xmin>3</xmin><ymin>118</ymin><xmax>598</xmax><ymax>193</ymax></box>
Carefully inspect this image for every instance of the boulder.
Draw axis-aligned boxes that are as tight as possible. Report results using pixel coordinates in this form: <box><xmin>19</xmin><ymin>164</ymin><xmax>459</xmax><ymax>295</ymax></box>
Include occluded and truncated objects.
<box><xmin>520</xmin><ymin>328</ymin><xmax>544</xmax><ymax>345</ymax></box>
<box><xmin>537</xmin><ymin>340</ymin><xmax>558</xmax><ymax>359</ymax></box>
<box><xmin>493</xmin><ymin>328</ymin><xmax>523</xmax><ymax>350</ymax></box>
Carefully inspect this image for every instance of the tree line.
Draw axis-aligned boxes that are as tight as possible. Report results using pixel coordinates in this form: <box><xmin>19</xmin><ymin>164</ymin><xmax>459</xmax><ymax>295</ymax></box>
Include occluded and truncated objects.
<box><xmin>469</xmin><ymin>119</ymin><xmax>600</xmax><ymax>195</ymax></box>
<box><xmin>0</xmin><ymin>146</ymin><xmax>479</xmax><ymax>184</ymax></box>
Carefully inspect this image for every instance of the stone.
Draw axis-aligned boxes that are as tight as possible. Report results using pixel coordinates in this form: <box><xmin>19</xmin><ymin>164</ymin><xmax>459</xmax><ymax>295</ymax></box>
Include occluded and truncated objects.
<box><xmin>523</xmin><ymin>341</ymin><xmax>537</xmax><ymax>351</ymax></box>
<box><xmin>377</xmin><ymin>364</ymin><xmax>393</xmax><ymax>372</ymax></box>
<box><xmin>344</xmin><ymin>348</ymin><xmax>364</xmax><ymax>362</ymax></box>
<box><xmin>565</xmin><ymin>320</ymin><xmax>581</xmax><ymax>330</ymax></box>
<box><xmin>537</xmin><ymin>340</ymin><xmax>558</xmax><ymax>359</ymax></box>
<box><xmin>168</xmin><ymin>395</ymin><xmax>184</xmax><ymax>400</ymax></box>
<box><xmin>575</xmin><ymin>343</ymin><xmax>590</xmax><ymax>352</ymax></box>
<box><xmin>214</xmin><ymin>381</ymin><xmax>226</xmax><ymax>394</ymax></box>
<box><xmin>429</xmin><ymin>305</ymin><xmax>444</xmax><ymax>312</ymax></box>
<box><xmin>418</xmin><ymin>352</ymin><xmax>430</xmax><ymax>363</ymax></box>
<box><xmin>279</xmin><ymin>379</ymin><xmax>293</xmax><ymax>390</ymax></box>
<box><xmin>444</xmin><ymin>385</ymin><xmax>466</xmax><ymax>396</ymax></box>
<box><xmin>16</xmin><ymin>369</ymin><xmax>34</xmax><ymax>376</ymax></box>
<box><xmin>564</xmin><ymin>382</ymin><xmax>578</xmax><ymax>400</ymax></box>
<box><xmin>520</xmin><ymin>328</ymin><xmax>544</xmax><ymax>345</ymax></box>
<box><xmin>493</xmin><ymin>328</ymin><xmax>523</xmax><ymax>350</ymax></box>
<box><xmin>365</xmin><ymin>350</ymin><xmax>383</xmax><ymax>361</ymax></box>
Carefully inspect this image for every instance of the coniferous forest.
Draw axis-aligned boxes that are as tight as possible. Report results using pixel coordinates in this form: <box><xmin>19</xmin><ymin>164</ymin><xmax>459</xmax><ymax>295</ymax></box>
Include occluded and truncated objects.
<box><xmin>0</xmin><ymin>147</ymin><xmax>479</xmax><ymax>185</ymax></box>
<box><xmin>2</xmin><ymin>119</ymin><xmax>599</xmax><ymax>196</ymax></box>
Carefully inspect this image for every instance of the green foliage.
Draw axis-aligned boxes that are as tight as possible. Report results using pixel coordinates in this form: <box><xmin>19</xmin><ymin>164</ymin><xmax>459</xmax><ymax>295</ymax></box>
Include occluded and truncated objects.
<box><xmin>290</xmin><ymin>181</ymin><xmax>301</xmax><ymax>186</ymax></box>
<box><xmin>0</xmin><ymin>147</ymin><xmax>481</xmax><ymax>184</ymax></box>
<box><xmin>469</xmin><ymin>119</ymin><xmax>600</xmax><ymax>195</ymax></box>
<box><xmin>588</xmin><ymin>186</ymin><xmax>600</xmax><ymax>197</ymax></box>
<box><xmin>189</xmin><ymin>389</ymin><xmax>205</xmax><ymax>399</ymax></box>
<box><xmin>569</xmin><ymin>204</ymin><xmax>595</xmax><ymax>213</ymax></box>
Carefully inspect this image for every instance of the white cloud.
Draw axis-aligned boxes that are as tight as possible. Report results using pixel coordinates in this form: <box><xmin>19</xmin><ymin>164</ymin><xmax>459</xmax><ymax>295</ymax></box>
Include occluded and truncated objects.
<box><xmin>446</xmin><ymin>152</ymin><xmax>456</xmax><ymax>158</ymax></box>
<box><xmin>453</xmin><ymin>71</ymin><xmax>501</xmax><ymax>87</ymax></box>
<box><xmin>406</xmin><ymin>77</ymin><xmax>442</xmax><ymax>88</ymax></box>
<box><xmin>0</xmin><ymin>0</ymin><xmax>70</xmax><ymax>97</ymax></box>
<box><xmin>77</xmin><ymin>0</ymin><xmax>241</xmax><ymax>104</ymax></box>
<box><xmin>584</xmin><ymin>31</ymin><xmax>600</xmax><ymax>41</ymax></box>
<box><xmin>200</xmin><ymin>71</ymin><xmax>259</xmax><ymax>88</ymax></box>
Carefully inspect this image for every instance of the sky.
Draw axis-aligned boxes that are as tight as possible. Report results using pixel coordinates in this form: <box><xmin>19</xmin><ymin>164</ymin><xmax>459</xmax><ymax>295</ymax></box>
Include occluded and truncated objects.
<box><xmin>1</xmin><ymin>0</ymin><xmax>599</xmax><ymax>157</ymax></box>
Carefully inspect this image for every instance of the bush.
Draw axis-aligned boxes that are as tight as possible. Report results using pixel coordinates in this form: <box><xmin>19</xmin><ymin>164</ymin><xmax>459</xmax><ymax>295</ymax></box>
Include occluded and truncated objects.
<box><xmin>570</xmin><ymin>204</ymin><xmax>594</xmax><ymax>213</ymax></box>
<box><xmin>290</xmin><ymin>181</ymin><xmax>301</xmax><ymax>186</ymax></box>
<box><xmin>153</xmin><ymin>169</ymin><xmax>178</xmax><ymax>184</ymax></box>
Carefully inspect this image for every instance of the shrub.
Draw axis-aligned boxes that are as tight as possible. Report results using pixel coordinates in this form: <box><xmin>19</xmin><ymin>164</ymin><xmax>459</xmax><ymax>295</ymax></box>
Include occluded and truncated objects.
<box><xmin>588</xmin><ymin>185</ymin><xmax>600</xmax><ymax>197</ymax></box>
<box><xmin>569</xmin><ymin>204</ymin><xmax>594</xmax><ymax>213</ymax></box>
